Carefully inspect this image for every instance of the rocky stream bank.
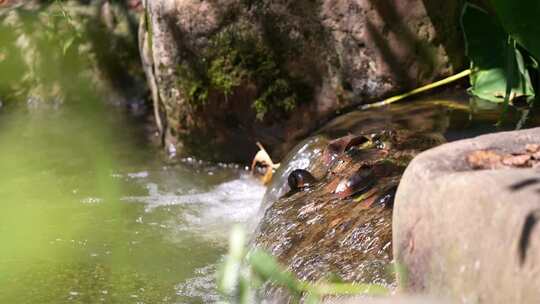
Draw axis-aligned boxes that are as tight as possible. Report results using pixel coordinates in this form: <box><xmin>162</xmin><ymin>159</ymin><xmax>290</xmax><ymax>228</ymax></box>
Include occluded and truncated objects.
<box><xmin>248</xmin><ymin>93</ymin><xmax>540</xmax><ymax>302</ymax></box>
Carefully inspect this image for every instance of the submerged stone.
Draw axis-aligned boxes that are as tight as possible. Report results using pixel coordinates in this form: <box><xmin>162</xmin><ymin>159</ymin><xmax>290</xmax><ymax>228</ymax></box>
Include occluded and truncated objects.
<box><xmin>334</xmin><ymin>166</ymin><xmax>376</xmax><ymax>199</ymax></box>
<box><xmin>287</xmin><ymin>169</ymin><xmax>317</xmax><ymax>192</ymax></box>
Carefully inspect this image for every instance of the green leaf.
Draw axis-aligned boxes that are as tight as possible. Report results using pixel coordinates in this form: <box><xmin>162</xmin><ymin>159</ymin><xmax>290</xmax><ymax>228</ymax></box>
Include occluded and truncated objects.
<box><xmin>218</xmin><ymin>225</ymin><xmax>246</xmax><ymax>295</ymax></box>
<box><xmin>247</xmin><ymin>249</ymin><xmax>301</xmax><ymax>294</ymax></box>
<box><xmin>237</xmin><ymin>276</ymin><xmax>253</xmax><ymax>304</ymax></box>
<box><xmin>461</xmin><ymin>3</ymin><xmax>534</xmax><ymax>103</ymax></box>
<box><xmin>313</xmin><ymin>282</ymin><xmax>389</xmax><ymax>296</ymax></box>
<box><xmin>489</xmin><ymin>0</ymin><xmax>540</xmax><ymax>61</ymax></box>
<box><xmin>305</xmin><ymin>292</ymin><xmax>321</xmax><ymax>304</ymax></box>
<box><xmin>62</xmin><ymin>36</ymin><xmax>75</xmax><ymax>55</ymax></box>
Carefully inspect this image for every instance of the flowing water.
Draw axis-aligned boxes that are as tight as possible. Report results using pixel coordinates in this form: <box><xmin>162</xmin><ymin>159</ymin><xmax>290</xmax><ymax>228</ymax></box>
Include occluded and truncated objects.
<box><xmin>0</xmin><ymin>101</ymin><xmax>266</xmax><ymax>303</ymax></box>
<box><xmin>2</xmin><ymin>89</ymin><xmax>539</xmax><ymax>304</ymax></box>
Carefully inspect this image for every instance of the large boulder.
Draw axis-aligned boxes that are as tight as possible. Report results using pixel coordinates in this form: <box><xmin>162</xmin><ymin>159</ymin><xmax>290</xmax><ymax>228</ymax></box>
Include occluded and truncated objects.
<box><xmin>394</xmin><ymin>127</ymin><xmax>540</xmax><ymax>303</ymax></box>
<box><xmin>141</xmin><ymin>0</ymin><xmax>465</xmax><ymax>162</ymax></box>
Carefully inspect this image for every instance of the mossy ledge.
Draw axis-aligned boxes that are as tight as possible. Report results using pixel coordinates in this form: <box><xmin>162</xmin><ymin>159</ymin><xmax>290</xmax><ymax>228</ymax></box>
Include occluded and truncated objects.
<box><xmin>175</xmin><ymin>25</ymin><xmax>312</xmax><ymax>120</ymax></box>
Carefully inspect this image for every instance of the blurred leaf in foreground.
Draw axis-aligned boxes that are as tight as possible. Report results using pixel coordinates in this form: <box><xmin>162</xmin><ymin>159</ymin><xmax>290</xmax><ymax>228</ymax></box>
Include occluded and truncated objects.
<box><xmin>217</xmin><ymin>226</ymin><xmax>390</xmax><ymax>304</ymax></box>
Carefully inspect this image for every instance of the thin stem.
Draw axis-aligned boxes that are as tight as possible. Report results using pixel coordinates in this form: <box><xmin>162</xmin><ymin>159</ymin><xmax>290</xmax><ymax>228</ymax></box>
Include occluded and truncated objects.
<box><xmin>359</xmin><ymin>69</ymin><xmax>471</xmax><ymax>110</ymax></box>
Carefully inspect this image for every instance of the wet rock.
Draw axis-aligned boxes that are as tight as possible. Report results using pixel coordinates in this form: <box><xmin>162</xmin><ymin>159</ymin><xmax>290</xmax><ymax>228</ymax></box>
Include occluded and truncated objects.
<box><xmin>254</xmin><ymin>149</ymin><xmax>396</xmax><ymax>285</ymax></box>
<box><xmin>141</xmin><ymin>0</ymin><xmax>465</xmax><ymax>162</ymax></box>
<box><xmin>287</xmin><ymin>169</ymin><xmax>317</xmax><ymax>192</ymax></box>
<box><xmin>262</xmin><ymin>135</ymin><xmax>329</xmax><ymax>209</ymax></box>
<box><xmin>394</xmin><ymin>127</ymin><xmax>540</xmax><ymax>303</ymax></box>
<box><xmin>323</xmin><ymin>134</ymin><xmax>372</xmax><ymax>165</ymax></box>
<box><xmin>253</xmin><ymin>130</ymin><xmax>442</xmax><ymax>291</ymax></box>
<box><xmin>334</xmin><ymin>165</ymin><xmax>376</xmax><ymax>199</ymax></box>
<box><xmin>260</xmin><ymin>98</ymin><xmax>456</xmax><ymax>212</ymax></box>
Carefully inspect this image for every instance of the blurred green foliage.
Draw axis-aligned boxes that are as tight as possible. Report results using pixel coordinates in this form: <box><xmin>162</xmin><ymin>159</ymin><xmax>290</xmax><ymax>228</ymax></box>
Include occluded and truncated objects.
<box><xmin>217</xmin><ymin>226</ymin><xmax>389</xmax><ymax>304</ymax></box>
<box><xmin>489</xmin><ymin>0</ymin><xmax>540</xmax><ymax>62</ymax></box>
<box><xmin>0</xmin><ymin>0</ymin><xmax>144</xmax><ymax>106</ymax></box>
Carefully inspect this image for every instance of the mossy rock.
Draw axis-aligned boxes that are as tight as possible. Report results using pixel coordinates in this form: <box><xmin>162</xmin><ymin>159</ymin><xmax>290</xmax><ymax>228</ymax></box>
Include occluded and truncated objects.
<box><xmin>175</xmin><ymin>24</ymin><xmax>313</xmax><ymax>120</ymax></box>
<box><xmin>144</xmin><ymin>0</ymin><xmax>466</xmax><ymax>162</ymax></box>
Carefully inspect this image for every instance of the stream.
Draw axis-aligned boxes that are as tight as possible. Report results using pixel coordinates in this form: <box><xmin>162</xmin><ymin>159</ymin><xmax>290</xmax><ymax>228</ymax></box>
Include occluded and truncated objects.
<box><xmin>0</xmin><ymin>101</ymin><xmax>265</xmax><ymax>303</ymax></box>
<box><xmin>1</xmin><ymin>91</ymin><xmax>538</xmax><ymax>304</ymax></box>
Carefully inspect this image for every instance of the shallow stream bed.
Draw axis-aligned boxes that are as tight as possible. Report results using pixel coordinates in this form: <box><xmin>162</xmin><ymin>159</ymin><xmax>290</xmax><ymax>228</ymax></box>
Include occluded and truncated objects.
<box><xmin>0</xmin><ymin>101</ymin><xmax>265</xmax><ymax>303</ymax></box>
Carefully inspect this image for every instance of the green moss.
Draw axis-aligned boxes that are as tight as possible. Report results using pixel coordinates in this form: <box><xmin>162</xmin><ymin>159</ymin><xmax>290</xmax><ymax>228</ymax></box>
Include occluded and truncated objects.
<box><xmin>175</xmin><ymin>62</ymin><xmax>209</xmax><ymax>106</ymax></box>
<box><xmin>254</xmin><ymin>78</ymin><xmax>297</xmax><ymax>120</ymax></box>
<box><xmin>176</xmin><ymin>26</ymin><xmax>310</xmax><ymax>119</ymax></box>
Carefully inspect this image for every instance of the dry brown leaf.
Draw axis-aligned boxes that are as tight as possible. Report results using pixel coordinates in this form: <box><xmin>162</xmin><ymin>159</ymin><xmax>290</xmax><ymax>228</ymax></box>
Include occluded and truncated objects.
<box><xmin>526</xmin><ymin>144</ymin><xmax>540</xmax><ymax>153</ymax></box>
<box><xmin>250</xmin><ymin>142</ymin><xmax>280</xmax><ymax>185</ymax></box>
<box><xmin>467</xmin><ymin>150</ymin><xmax>503</xmax><ymax>170</ymax></box>
<box><xmin>502</xmin><ymin>154</ymin><xmax>531</xmax><ymax>167</ymax></box>
<box><xmin>467</xmin><ymin>143</ymin><xmax>540</xmax><ymax>170</ymax></box>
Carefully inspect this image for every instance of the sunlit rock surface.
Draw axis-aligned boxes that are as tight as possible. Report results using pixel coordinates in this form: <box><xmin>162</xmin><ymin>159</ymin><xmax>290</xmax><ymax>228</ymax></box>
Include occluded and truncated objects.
<box><xmin>252</xmin><ymin>95</ymin><xmax>540</xmax><ymax>301</ymax></box>
<box><xmin>394</xmin><ymin>126</ymin><xmax>540</xmax><ymax>303</ymax></box>
<box><xmin>254</xmin><ymin>129</ymin><xmax>440</xmax><ymax>287</ymax></box>
<box><xmin>253</xmin><ymin>100</ymin><xmax>464</xmax><ymax>296</ymax></box>
<box><xmin>141</xmin><ymin>0</ymin><xmax>465</xmax><ymax>162</ymax></box>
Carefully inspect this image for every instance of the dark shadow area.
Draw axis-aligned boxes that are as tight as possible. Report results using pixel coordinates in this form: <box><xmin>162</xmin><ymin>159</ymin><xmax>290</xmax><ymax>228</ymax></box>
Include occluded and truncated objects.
<box><xmin>518</xmin><ymin>210</ymin><xmax>540</xmax><ymax>266</ymax></box>
<box><xmin>421</xmin><ymin>0</ymin><xmax>466</xmax><ymax>69</ymax></box>
<box><xmin>366</xmin><ymin>0</ymin><xmax>439</xmax><ymax>88</ymax></box>
<box><xmin>365</xmin><ymin>20</ymin><xmax>414</xmax><ymax>89</ymax></box>
<box><xmin>509</xmin><ymin>178</ymin><xmax>540</xmax><ymax>191</ymax></box>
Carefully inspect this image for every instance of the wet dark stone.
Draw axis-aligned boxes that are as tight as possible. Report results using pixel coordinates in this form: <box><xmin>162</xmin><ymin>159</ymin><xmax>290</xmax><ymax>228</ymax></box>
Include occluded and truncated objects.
<box><xmin>374</xmin><ymin>185</ymin><xmax>398</xmax><ymax>209</ymax></box>
<box><xmin>324</xmin><ymin>135</ymin><xmax>371</xmax><ymax>165</ymax></box>
<box><xmin>287</xmin><ymin>169</ymin><xmax>317</xmax><ymax>192</ymax></box>
<box><xmin>334</xmin><ymin>166</ymin><xmax>375</xmax><ymax>199</ymax></box>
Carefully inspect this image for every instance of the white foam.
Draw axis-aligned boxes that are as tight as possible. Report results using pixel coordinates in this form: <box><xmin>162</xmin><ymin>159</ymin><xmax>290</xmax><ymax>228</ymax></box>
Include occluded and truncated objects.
<box><xmin>121</xmin><ymin>173</ymin><xmax>266</xmax><ymax>241</ymax></box>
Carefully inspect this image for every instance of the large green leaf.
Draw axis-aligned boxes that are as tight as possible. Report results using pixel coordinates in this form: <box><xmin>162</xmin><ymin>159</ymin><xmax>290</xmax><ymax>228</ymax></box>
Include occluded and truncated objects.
<box><xmin>461</xmin><ymin>3</ymin><xmax>534</xmax><ymax>103</ymax></box>
<box><xmin>489</xmin><ymin>0</ymin><xmax>540</xmax><ymax>61</ymax></box>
